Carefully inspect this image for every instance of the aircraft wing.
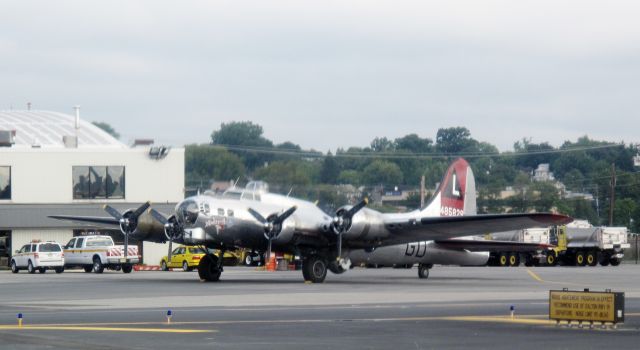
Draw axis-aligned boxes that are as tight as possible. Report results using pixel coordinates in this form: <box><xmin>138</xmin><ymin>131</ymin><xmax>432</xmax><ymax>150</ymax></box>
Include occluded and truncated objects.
<box><xmin>48</xmin><ymin>215</ymin><xmax>120</xmax><ymax>227</ymax></box>
<box><xmin>381</xmin><ymin>213</ymin><xmax>571</xmax><ymax>246</ymax></box>
<box><xmin>433</xmin><ymin>239</ymin><xmax>553</xmax><ymax>252</ymax></box>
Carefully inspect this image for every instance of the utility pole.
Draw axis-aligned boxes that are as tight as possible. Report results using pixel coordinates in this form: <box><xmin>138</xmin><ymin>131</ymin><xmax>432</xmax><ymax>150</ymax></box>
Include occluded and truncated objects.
<box><xmin>609</xmin><ymin>163</ymin><xmax>616</xmax><ymax>226</ymax></box>
<box><xmin>420</xmin><ymin>175</ymin><xmax>425</xmax><ymax>208</ymax></box>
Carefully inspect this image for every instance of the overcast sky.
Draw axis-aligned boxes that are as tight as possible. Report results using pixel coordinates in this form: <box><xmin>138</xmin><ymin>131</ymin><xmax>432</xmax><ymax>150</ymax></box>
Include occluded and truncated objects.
<box><xmin>1</xmin><ymin>1</ymin><xmax>639</xmax><ymax>151</ymax></box>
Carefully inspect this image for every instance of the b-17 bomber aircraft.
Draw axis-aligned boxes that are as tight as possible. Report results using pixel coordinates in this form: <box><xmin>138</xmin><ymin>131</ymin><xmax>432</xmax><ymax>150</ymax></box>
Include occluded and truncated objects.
<box><xmin>50</xmin><ymin>158</ymin><xmax>572</xmax><ymax>283</ymax></box>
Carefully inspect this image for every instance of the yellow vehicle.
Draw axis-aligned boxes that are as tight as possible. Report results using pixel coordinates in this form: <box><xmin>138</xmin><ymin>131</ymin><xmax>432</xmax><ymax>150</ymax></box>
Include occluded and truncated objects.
<box><xmin>160</xmin><ymin>246</ymin><xmax>206</xmax><ymax>272</ymax></box>
<box><xmin>161</xmin><ymin>246</ymin><xmax>241</xmax><ymax>271</ymax></box>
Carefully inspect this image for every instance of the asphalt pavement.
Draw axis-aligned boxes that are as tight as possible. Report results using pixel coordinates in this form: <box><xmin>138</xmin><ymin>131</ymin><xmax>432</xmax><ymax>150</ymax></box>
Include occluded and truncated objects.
<box><xmin>1</xmin><ymin>265</ymin><xmax>639</xmax><ymax>349</ymax></box>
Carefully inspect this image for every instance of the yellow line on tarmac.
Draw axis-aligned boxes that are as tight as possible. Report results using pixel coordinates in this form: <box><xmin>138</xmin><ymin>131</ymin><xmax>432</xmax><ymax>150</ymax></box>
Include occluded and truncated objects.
<box><xmin>0</xmin><ymin>325</ymin><xmax>213</xmax><ymax>333</ymax></box>
<box><xmin>443</xmin><ymin>315</ymin><xmax>554</xmax><ymax>325</ymax></box>
<box><xmin>526</xmin><ymin>268</ymin><xmax>544</xmax><ymax>282</ymax></box>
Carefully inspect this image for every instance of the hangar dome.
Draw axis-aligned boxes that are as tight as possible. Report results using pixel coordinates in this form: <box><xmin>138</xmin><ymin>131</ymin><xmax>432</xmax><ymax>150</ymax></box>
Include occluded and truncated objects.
<box><xmin>0</xmin><ymin>110</ymin><xmax>125</xmax><ymax>148</ymax></box>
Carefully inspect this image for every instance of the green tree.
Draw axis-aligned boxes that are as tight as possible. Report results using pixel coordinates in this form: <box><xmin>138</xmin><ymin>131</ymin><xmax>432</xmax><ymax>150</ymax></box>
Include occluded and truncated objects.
<box><xmin>435</xmin><ymin>127</ymin><xmax>477</xmax><ymax>154</ymax></box>
<box><xmin>92</xmin><ymin>121</ymin><xmax>120</xmax><ymax>139</ymax></box>
<box><xmin>320</xmin><ymin>154</ymin><xmax>340</xmax><ymax>184</ymax></box>
<box><xmin>394</xmin><ymin>134</ymin><xmax>433</xmax><ymax>153</ymax></box>
<box><xmin>362</xmin><ymin>160</ymin><xmax>403</xmax><ymax>185</ymax></box>
<box><xmin>211</xmin><ymin>121</ymin><xmax>274</xmax><ymax>170</ymax></box>
<box><xmin>185</xmin><ymin>145</ymin><xmax>245</xmax><ymax>190</ymax></box>
<box><xmin>337</xmin><ymin>170</ymin><xmax>361</xmax><ymax>185</ymax></box>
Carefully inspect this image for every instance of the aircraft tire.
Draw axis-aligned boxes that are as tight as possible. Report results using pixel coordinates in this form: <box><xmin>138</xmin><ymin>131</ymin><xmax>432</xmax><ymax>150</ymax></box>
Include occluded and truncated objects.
<box><xmin>418</xmin><ymin>264</ymin><xmax>430</xmax><ymax>279</ymax></box>
<box><xmin>302</xmin><ymin>256</ymin><xmax>327</xmax><ymax>283</ymax></box>
<box><xmin>198</xmin><ymin>254</ymin><xmax>222</xmax><ymax>282</ymax></box>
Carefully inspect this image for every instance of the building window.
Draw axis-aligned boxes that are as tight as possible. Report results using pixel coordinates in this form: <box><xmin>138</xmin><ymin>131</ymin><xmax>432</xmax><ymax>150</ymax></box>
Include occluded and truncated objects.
<box><xmin>73</xmin><ymin>166</ymin><xmax>125</xmax><ymax>199</ymax></box>
<box><xmin>0</xmin><ymin>166</ymin><xmax>10</xmax><ymax>200</ymax></box>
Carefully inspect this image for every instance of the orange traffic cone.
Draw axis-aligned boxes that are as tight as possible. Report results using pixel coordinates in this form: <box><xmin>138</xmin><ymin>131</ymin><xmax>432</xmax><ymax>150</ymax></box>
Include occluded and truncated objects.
<box><xmin>266</xmin><ymin>256</ymin><xmax>277</xmax><ymax>271</ymax></box>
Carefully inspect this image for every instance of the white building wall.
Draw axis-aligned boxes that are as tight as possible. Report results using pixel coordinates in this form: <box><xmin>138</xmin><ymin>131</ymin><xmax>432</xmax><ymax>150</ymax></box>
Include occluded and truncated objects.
<box><xmin>143</xmin><ymin>242</ymin><xmax>169</xmax><ymax>266</ymax></box>
<box><xmin>0</xmin><ymin>147</ymin><xmax>184</xmax><ymax>204</ymax></box>
<box><xmin>11</xmin><ymin>229</ymin><xmax>73</xmax><ymax>253</ymax></box>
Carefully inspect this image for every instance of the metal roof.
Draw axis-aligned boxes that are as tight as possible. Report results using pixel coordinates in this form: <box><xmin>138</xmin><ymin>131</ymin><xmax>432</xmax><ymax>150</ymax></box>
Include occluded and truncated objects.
<box><xmin>0</xmin><ymin>110</ymin><xmax>126</xmax><ymax>148</ymax></box>
<box><xmin>0</xmin><ymin>203</ymin><xmax>178</xmax><ymax>229</ymax></box>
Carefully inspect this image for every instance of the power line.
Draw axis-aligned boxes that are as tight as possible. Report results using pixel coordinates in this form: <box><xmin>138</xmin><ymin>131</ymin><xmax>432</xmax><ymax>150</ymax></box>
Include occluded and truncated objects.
<box><xmin>213</xmin><ymin>143</ymin><xmax>625</xmax><ymax>160</ymax></box>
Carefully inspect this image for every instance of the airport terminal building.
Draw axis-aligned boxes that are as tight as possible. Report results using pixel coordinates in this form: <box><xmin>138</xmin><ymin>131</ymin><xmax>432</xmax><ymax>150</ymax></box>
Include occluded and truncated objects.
<box><xmin>0</xmin><ymin>110</ymin><xmax>184</xmax><ymax>265</ymax></box>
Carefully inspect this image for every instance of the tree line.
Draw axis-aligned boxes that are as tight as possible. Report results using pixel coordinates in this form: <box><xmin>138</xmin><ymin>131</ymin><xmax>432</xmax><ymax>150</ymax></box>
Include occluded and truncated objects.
<box><xmin>180</xmin><ymin>121</ymin><xmax>640</xmax><ymax>230</ymax></box>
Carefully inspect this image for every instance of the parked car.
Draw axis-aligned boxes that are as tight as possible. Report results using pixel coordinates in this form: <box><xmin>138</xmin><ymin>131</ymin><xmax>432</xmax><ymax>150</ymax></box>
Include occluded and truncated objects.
<box><xmin>11</xmin><ymin>241</ymin><xmax>65</xmax><ymax>274</ymax></box>
<box><xmin>160</xmin><ymin>246</ymin><xmax>207</xmax><ymax>271</ymax></box>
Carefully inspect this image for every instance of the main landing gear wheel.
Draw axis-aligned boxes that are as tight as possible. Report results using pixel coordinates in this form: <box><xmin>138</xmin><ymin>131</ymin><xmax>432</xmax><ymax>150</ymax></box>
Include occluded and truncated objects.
<box><xmin>418</xmin><ymin>264</ymin><xmax>431</xmax><ymax>279</ymax></box>
<box><xmin>302</xmin><ymin>256</ymin><xmax>327</xmax><ymax>283</ymax></box>
<box><xmin>198</xmin><ymin>254</ymin><xmax>222</xmax><ymax>282</ymax></box>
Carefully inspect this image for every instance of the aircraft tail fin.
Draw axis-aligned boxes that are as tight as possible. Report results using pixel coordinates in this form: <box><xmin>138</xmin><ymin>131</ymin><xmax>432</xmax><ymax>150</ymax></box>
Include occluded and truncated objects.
<box><xmin>420</xmin><ymin>158</ymin><xmax>477</xmax><ymax>217</ymax></box>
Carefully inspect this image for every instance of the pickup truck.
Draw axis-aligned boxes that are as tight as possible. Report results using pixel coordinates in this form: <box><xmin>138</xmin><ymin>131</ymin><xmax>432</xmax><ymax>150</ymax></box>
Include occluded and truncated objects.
<box><xmin>63</xmin><ymin>235</ymin><xmax>140</xmax><ymax>273</ymax></box>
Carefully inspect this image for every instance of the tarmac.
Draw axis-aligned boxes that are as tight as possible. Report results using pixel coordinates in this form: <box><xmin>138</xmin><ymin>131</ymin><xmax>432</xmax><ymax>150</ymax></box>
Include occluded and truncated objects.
<box><xmin>1</xmin><ymin>264</ymin><xmax>639</xmax><ymax>349</ymax></box>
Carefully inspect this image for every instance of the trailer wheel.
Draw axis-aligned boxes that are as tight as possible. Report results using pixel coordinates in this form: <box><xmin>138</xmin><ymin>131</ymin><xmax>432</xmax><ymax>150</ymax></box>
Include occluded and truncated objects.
<box><xmin>575</xmin><ymin>251</ymin><xmax>586</xmax><ymax>266</ymax></box>
<box><xmin>610</xmin><ymin>258</ymin><xmax>621</xmax><ymax>266</ymax></box>
<box><xmin>586</xmin><ymin>252</ymin><xmax>597</xmax><ymax>266</ymax></box>
<box><xmin>508</xmin><ymin>253</ymin><xmax>520</xmax><ymax>267</ymax></box>
<box><xmin>499</xmin><ymin>253</ymin><xmax>509</xmax><ymax>267</ymax></box>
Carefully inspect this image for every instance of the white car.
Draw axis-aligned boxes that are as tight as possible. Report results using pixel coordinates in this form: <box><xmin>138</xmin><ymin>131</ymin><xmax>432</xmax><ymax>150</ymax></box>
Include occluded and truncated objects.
<box><xmin>11</xmin><ymin>241</ymin><xmax>65</xmax><ymax>274</ymax></box>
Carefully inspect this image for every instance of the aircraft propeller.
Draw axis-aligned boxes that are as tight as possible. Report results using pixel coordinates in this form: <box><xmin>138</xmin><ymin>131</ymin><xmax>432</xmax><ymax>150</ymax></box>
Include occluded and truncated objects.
<box><xmin>248</xmin><ymin>206</ymin><xmax>297</xmax><ymax>262</ymax></box>
<box><xmin>149</xmin><ymin>208</ymin><xmax>183</xmax><ymax>262</ymax></box>
<box><xmin>331</xmin><ymin>198</ymin><xmax>368</xmax><ymax>259</ymax></box>
<box><xmin>103</xmin><ymin>202</ymin><xmax>151</xmax><ymax>260</ymax></box>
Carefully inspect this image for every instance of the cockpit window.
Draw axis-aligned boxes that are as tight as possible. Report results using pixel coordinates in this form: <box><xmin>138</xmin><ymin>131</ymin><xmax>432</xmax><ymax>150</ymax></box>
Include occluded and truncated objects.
<box><xmin>177</xmin><ymin>200</ymin><xmax>199</xmax><ymax>225</ymax></box>
<box><xmin>217</xmin><ymin>208</ymin><xmax>224</xmax><ymax>216</ymax></box>
<box><xmin>199</xmin><ymin>202</ymin><xmax>210</xmax><ymax>215</ymax></box>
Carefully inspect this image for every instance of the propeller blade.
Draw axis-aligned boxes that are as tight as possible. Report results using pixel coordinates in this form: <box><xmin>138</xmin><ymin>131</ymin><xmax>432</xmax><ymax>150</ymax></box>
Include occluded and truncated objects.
<box><xmin>248</xmin><ymin>208</ymin><xmax>267</xmax><ymax>224</ymax></box>
<box><xmin>132</xmin><ymin>201</ymin><xmax>151</xmax><ymax>219</ymax></box>
<box><xmin>149</xmin><ymin>208</ymin><xmax>168</xmax><ymax>225</ymax></box>
<box><xmin>103</xmin><ymin>205</ymin><xmax>123</xmax><ymax>220</ymax></box>
<box><xmin>346</xmin><ymin>198</ymin><xmax>368</xmax><ymax>219</ymax></box>
<box><xmin>273</xmin><ymin>206</ymin><xmax>297</xmax><ymax>225</ymax></box>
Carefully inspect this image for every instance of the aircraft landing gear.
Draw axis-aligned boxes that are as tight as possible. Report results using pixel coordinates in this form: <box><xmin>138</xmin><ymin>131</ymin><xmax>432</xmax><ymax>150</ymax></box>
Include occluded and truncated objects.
<box><xmin>302</xmin><ymin>255</ymin><xmax>327</xmax><ymax>283</ymax></box>
<box><xmin>198</xmin><ymin>253</ymin><xmax>222</xmax><ymax>282</ymax></box>
<box><xmin>418</xmin><ymin>263</ymin><xmax>432</xmax><ymax>279</ymax></box>
<box><xmin>327</xmin><ymin>258</ymin><xmax>351</xmax><ymax>274</ymax></box>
